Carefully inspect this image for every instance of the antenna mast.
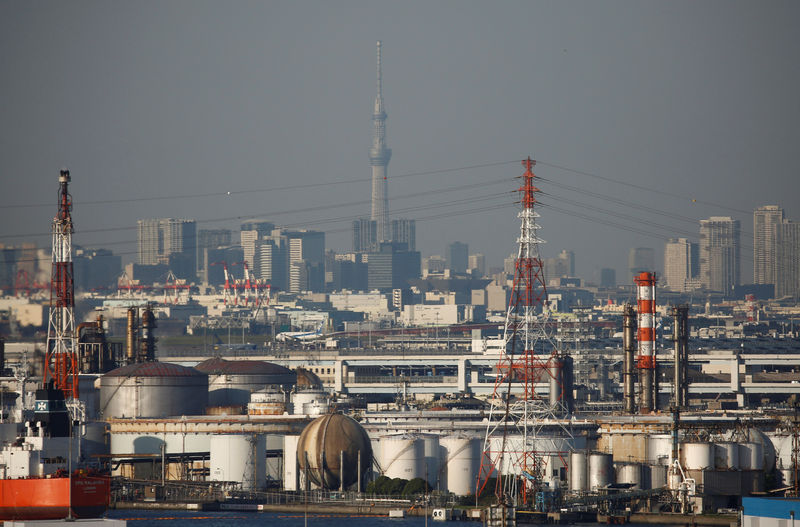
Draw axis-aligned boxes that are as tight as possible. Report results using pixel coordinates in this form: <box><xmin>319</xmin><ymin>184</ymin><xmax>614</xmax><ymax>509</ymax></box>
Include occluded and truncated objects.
<box><xmin>45</xmin><ymin>169</ymin><xmax>79</xmax><ymax>399</ymax></box>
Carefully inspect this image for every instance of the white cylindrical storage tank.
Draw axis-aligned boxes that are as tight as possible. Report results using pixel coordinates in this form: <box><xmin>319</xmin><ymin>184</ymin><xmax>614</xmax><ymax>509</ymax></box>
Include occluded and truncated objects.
<box><xmin>615</xmin><ymin>463</ymin><xmax>642</xmax><ymax>489</ymax></box>
<box><xmin>195</xmin><ymin>358</ymin><xmax>296</xmax><ymax>406</ymax></box>
<box><xmin>440</xmin><ymin>435</ymin><xmax>479</xmax><ymax>496</ymax></box>
<box><xmin>381</xmin><ymin>434</ymin><xmax>424</xmax><ymax>481</ymax></box>
<box><xmin>588</xmin><ymin>452</ymin><xmax>613</xmax><ymax>491</ymax></box>
<box><xmin>210</xmin><ymin>434</ymin><xmax>266</xmax><ymax>491</ymax></box>
<box><xmin>419</xmin><ymin>434</ymin><xmax>440</xmax><ymax>487</ymax></box>
<box><xmin>647</xmin><ymin>434</ymin><xmax>673</xmax><ymax>465</ymax></box>
<box><xmin>648</xmin><ymin>464</ymin><xmax>667</xmax><ymax>489</ymax></box>
<box><xmin>292</xmin><ymin>389</ymin><xmax>328</xmax><ymax>416</ymax></box>
<box><xmin>714</xmin><ymin>442</ymin><xmax>739</xmax><ymax>470</ymax></box>
<box><xmin>739</xmin><ymin>442</ymin><xmax>765</xmax><ymax>470</ymax></box>
<box><xmin>569</xmin><ymin>451</ymin><xmax>588</xmax><ymax>492</ymax></box>
<box><xmin>681</xmin><ymin>442</ymin><xmax>713</xmax><ymax>470</ymax></box>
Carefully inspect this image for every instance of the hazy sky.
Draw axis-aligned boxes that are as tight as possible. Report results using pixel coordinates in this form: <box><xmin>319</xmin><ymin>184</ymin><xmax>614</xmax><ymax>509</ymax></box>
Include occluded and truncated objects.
<box><xmin>1</xmin><ymin>1</ymin><xmax>798</xmax><ymax>282</ymax></box>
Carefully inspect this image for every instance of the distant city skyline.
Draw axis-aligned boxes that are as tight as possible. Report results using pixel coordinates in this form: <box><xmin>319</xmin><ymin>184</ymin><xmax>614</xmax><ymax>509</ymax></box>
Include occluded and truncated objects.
<box><xmin>1</xmin><ymin>2</ymin><xmax>798</xmax><ymax>283</ymax></box>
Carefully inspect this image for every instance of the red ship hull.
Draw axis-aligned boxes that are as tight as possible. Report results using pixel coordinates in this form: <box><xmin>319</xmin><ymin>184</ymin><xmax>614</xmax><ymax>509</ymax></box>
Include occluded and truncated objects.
<box><xmin>0</xmin><ymin>475</ymin><xmax>110</xmax><ymax>520</ymax></box>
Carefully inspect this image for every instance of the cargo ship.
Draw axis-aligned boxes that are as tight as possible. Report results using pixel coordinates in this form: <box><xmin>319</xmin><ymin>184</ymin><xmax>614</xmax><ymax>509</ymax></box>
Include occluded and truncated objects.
<box><xmin>0</xmin><ymin>471</ymin><xmax>110</xmax><ymax>520</ymax></box>
<box><xmin>0</xmin><ymin>381</ymin><xmax>110</xmax><ymax>520</ymax></box>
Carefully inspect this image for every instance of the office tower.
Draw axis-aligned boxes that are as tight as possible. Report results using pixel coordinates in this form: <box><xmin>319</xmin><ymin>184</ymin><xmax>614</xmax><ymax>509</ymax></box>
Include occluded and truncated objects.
<box><xmin>391</xmin><ymin>218</ymin><xmax>416</xmax><ymax>251</ymax></box>
<box><xmin>353</xmin><ymin>218</ymin><xmax>377</xmax><ymax>253</ymax></box>
<box><xmin>241</xmin><ymin>220</ymin><xmax>275</xmax><ymax>236</ymax></box>
<box><xmin>664</xmin><ymin>238</ymin><xmax>700</xmax><ymax>292</ymax></box>
<box><xmin>197</xmin><ymin>229</ymin><xmax>232</xmax><ymax>276</ymax></box>
<box><xmin>469</xmin><ymin>253</ymin><xmax>486</xmax><ymax>276</ymax></box>
<box><xmin>628</xmin><ymin>247</ymin><xmax>655</xmax><ymax>281</ymax></box>
<box><xmin>600</xmin><ymin>268</ymin><xmax>616</xmax><ymax>288</ymax></box>
<box><xmin>286</xmin><ymin>230</ymin><xmax>325</xmax><ymax>293</ymax></box>
<box><xmin>753</xmin><ymin>205</ymin><xmax>784</xmax><ymax>287</ymax></box>
<box><xmin>776</xmin><ymin>221</ymin><xmax>800</xmax><ymax>299</ymax></box>
<box><xmin>544</xmin><ymin>250</ymin><xmax>575</xmax><ymax>282</ymax></box>
<box><xmin>73</xmin><ymin>248</ymin><xmax>121</xmax><ymax>291</ymax></box>
<box><xmin>137</xmin><ymin>218</ymin><xmax>197</xmax><ymax>279</ymax></box>
<box><xmin>699</xmin><ymin>216</ymin><xmax>741</xmax><ymax>293</ymax></box>
<box><xmin>367</xmin><ymin>242</ymin><xmax>421</xmax><ymax>291</ymax></box>
<box><xmin>256</xmin><ymin>238</ymin><xmax>287</xmax><ymax>291</ymax></box>
<box><xmin>446</xmin><ymin>242</ymin><xmax>469</xmax><ymax>274</ymax></box>
<box><xmin>240</xmin><ymin>220</ymin><xmax>275</xmax><ymax>271</ymax></box>
<box><xmin>369</xmin><ymin>41</ymin><xmax>391</xmax><ymax>242</ymax></box>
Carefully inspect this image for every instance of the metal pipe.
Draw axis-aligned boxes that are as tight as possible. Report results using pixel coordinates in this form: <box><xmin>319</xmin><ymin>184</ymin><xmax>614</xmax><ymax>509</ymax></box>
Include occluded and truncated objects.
<box><xmin>622</xmin><ymin>304</ymin><xmax>636</xmax><ymax>414</ymax></box>
<box><xmin>126</xmin><ymin>307</ymin><xmax>137</xmax><ymax>364</ymax></box>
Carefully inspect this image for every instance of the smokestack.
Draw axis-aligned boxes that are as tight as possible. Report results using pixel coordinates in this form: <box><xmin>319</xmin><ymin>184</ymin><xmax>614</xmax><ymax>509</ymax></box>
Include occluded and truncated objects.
<box><xmin>672</xmin><ymin>305</ymin><xmax>689</xmax><ymax>408</ymax></box>
<box><xmin>622</xmin><ymin>304</ymin><xmax>636</xmax><ymax>413</ymax></box>
<box><xmin>635</xmin><ymin>272</ymin><xmax>657</xmax><ymax>413</ymax></box>
<box><xmin>140</xmin><ymin>304</ymin><xmax>156</xmax><ymax>362</ymax></box>
<box><xmin>126</xmin><ymin>307</ymin><xmax>137</xmax><ymax>364</ymax></box>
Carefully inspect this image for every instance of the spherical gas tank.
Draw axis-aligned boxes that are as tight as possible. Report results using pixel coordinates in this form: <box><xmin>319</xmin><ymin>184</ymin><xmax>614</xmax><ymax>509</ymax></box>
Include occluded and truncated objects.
<box><xmin>296</xmin><ymin>413</ymin><xmax>372</xmax><ymax>490</ymax></box>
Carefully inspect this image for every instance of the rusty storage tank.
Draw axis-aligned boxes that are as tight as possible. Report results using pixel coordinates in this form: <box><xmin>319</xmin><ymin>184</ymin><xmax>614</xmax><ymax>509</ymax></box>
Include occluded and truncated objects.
<box><xmin>296</xmin><ymin>413</ymin><xmax>372</xmax><ymax>490</ymax></box>
<box><xmin>99</xmin><ymin>362</ymin><xmax>208</xmax><ymax>418</ymax></box>
<box><xmin>195</xmin><ymin>358</ymin><xmax>296</xmax><ymax>406</ymax></box>
<box><xmin>248</xmin><ymin>386</ymin><xmax>289</xmax><ymax>415</ymax></box>
<box><xmin>295</xmin><ymin>367</ymin><xmax>323</xmax><ymax>390</ymax></box>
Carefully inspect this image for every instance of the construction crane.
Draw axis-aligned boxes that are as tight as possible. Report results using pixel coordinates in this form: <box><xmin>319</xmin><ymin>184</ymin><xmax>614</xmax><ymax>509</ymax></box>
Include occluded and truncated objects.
<box><xmin>233</xmin><ymin>262</ymin><xmax>254</xmax><ymax>307</ymax></box>
<box><xmin>210</xmin><ymin>261</ymin><xmax>236</xmax><ymax>306</ymax></box>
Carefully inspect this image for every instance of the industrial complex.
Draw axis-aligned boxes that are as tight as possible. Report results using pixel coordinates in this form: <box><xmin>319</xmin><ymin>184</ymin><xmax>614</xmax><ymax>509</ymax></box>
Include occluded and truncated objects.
<box><xmin>0</xmin><ymin>41</ymin><xmax>799</xmax><ymax>526</ymax></box>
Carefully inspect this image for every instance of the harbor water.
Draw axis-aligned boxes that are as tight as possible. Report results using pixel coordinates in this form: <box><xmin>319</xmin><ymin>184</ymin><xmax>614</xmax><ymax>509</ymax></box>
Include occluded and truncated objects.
<box><xmin>106</xmin><ymin>509</ymin><xmax>675</xmax><ymax>527</ymax></box>
<box><xmin>106</xmin><ymin>509</ymin><xmax>475</xmax><ymax>526</ymax></box>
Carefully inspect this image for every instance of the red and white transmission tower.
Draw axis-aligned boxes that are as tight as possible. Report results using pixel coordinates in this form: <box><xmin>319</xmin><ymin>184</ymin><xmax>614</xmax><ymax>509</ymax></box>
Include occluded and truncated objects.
<box><xmin>477</xmin><ymin>158</ymin><xmax>572</xmax><ymax>506</ymax></box>
<box><xmin>45</xmin><ymin>169</ymin><xmax>79</xmax><ymax>399</ymax></box>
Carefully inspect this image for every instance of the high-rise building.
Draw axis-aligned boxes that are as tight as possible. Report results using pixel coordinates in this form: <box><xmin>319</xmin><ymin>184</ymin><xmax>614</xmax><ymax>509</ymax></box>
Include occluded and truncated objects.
<box><xmin>776</xmin><ymin>220</ymin><xmax>800</xmax><ymax>300</ymax></box>
<box><xmin>367</xmin><ymin>242</ymin><xmax>421</xmax><ymax>292</ymax></box>
<box><xmin>240</xmin><ymin>220</ymin><xmax>275</xmax><ymax>271</ymax></box>
<box><xmin>628</xmin><ymin>247</ymin><xmax>655</xmax><ymax>281</ymax></box>
<box><xmin>753</xmin><ymin>205</ymin><xmax>784</xmax><ymax>288</ymax></box>
<box><xmin>137</xmin><ymin>218</ymin><xmax>197</xmax><ymax>279</ymax></box>
<box><xmin>353</xmin><ymin>218</ymin><xmax>377</xmax><ymax>253</ymax></box>
<box><xmin>544</xmin><ymin>250</ymin><xmax>575</xmax><ymax>283</ymax></box>
<box><xmin>197</xmin><ymin>229</ymin><xmax>232</xmax><ymax>275</ymax></box>
<box><xmin>468</xmin><ymin>253</ymin><xmax>486</xmax><ymax>276</ymax></box>
<box><xmin>286</xmin><ymin>230</ymin><xmax>325</xmax><ymax>293</ymax></box>
<box><xmin>255</xmin><ymin>238</ymin><xmax>287</xmax><ymax>291</ymax></box>
<box><xmin>391</xmin><ymin>218</ymin><xmax>416</xmax><ymax>251</ymax></box>
<box><xmin>699</xmin><ymin>216</ymin><xmax>740</xmax><ymax>293</ymax></box>
<box><xmin>446</xmin><ymin>242</ymin><xmax>469</xmax><ymax>274</ymax></box>
<box><xmin>369</xmin><ymin>41</ymin><xmax>391</xmax><ymax>243</ymax></box>
<box><xmin>600</xmin><ymin>268</ymin><xmax>616</xmax><ymax>288</ymax></box>
<box><xmin>664</xmin><ymin>238</ymin><xmax>699</xmax><ymax>292</ymax></box>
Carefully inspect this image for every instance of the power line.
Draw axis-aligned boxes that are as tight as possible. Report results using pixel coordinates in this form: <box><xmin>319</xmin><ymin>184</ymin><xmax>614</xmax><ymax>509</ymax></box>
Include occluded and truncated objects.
<box><xmin>0</xmin><ymin>160</ymin><xmax>519</xmax><ymax>210</ymax></box>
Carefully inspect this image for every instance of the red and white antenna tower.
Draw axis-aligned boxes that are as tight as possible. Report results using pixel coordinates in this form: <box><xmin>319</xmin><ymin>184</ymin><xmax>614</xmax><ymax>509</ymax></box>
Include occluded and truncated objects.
<box><xmin>44</xmin><ymin>169</ymin><xmax>79</xmax><ymax>399</ymax></box>
<box><xmin>477</xmin><ymin>158</ymin><xmax>572</xmax><ymax>506</ymax></box>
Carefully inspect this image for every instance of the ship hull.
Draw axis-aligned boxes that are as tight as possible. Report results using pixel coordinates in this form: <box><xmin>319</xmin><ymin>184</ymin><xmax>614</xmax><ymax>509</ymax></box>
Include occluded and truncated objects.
<box><xmin>0</xmin><ymin>475</ymin><xmax>109</xmax><ymax>520</ymax></box>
